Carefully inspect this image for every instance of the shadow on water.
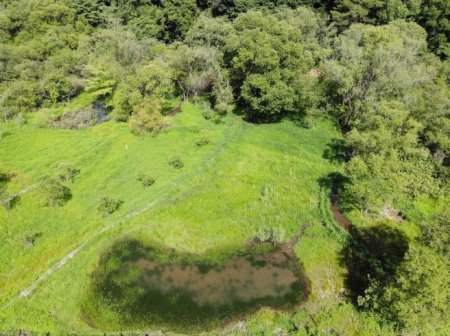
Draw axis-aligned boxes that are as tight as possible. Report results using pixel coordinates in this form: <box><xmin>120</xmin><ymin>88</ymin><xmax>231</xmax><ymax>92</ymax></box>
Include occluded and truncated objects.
<box><xmin>92</xmin><ymin>98</ymin><xmax>112</xmax><ymax>124</ymax></box>
<box><xmin>82</xmin><ymin>239</ymin><xmax>310</xmax><ymax>332</ymax></box>
<box><xmin>340</xmin><ymin>224</ymin><xmax>409</xmax><ymax>302</ymax></box>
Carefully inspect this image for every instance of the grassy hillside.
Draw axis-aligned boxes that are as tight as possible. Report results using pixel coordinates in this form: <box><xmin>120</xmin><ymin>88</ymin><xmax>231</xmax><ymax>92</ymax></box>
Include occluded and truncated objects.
<box><xmin>0</xmin><ymin>103</ymin><xmax>352</xmax><ymax>333</ymax></box>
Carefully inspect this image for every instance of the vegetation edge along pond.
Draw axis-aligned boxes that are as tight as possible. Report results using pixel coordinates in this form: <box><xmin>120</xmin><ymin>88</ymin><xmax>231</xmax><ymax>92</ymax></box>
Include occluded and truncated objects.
<box><xmin>82</xmin><ymin>232</ymin><xmax>311</xmax><ymax>333</ymax></box>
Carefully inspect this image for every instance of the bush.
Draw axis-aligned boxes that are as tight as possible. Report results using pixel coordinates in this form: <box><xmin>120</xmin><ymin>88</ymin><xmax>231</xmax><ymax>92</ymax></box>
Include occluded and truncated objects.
<box><xmin>201</xmin><ymin>101</ymin><xmax>213</xmax><ymax>120</ymax></box>
<box><xmin>169</xmin><ymin>157</ymin><xmax>184</xmax><ymax>169</ymax></box>
<box><xmin>129</xmin><ymin>100</ymin><xmax>163</xmax><ymax>135</ymax></box>
<box><xmin>137</xmin><ymin>173</ymin><xmax>155</xmax><ymax>188</ymax></box>
<box><xmin>0</xmin><ymin>170</ymin><xmax>9</xmax><ymax>202</ymax></box>
<box><xmin>52</xmin><ymin>107</ymin><xmax>98</xmax><ymax>130</ymax></box>
<box><xmin>256</xmin><ymin>226</ymin><xmax>285</xmax><ymax>245</ymax></box>
<box><xmin>41</xmin><ymin>177</ymin><xmax>72</xmax><ymax>207</ymax></box>
<box><xmin>98</xmin><ymin>197</ymin><xmax>122</xmax><ymax>217</ymax></box>
<box><xmin>196</xmin><ymin>135</ymin><xmax>210</xmax><ymax>147</ymax></box>
<box><xmin>57</xmin><ymin>162</ymin><xmax>80</xmax><ymax>183</ymax></box>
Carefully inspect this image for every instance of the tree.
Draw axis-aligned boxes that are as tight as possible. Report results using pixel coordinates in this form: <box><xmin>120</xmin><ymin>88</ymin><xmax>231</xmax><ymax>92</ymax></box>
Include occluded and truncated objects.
<box><xmin>322</xmin><ymin>20</ymin><xmax>432</xmax><ymax>127</ymax></box>
<box><xmin>210</xmin><ymin>0</ymin><xmax>305</xmax><ymax>18</ymax></box>
<box><xmin>135</xmin><ymin>60</ymin><xmax>174</xmax><ymax>98</ymax></box>
<box><xmin>186</xmin><ymin>15</ymin><xmax>235</xmax><ymax>49</ymax></box>
<box><xmin>241</xmin><ymin>71</ymin><xmax>296</xmax><ymax>120</ymax></box>
<box><xmin>381</xmin><ymin>244</ymin><xmax>450</xmax><ymax>334</ymax></box>
<box><xmin>171</xmin><ymin>45</ymin><xmax>222</xmax><ymax>100</ymax></box>
<box><xmin>224</xmin><ymin>10</ymin><xmax>321</xmax><ymax>121</ymax></box>
<box><xmin>331</xmin><ymin>0</ymin><xmax>421</xmax><ymax>29</ymax></box>
<box><xmin>129</xmin><ymin>100</ymin><xmax>163</xmax><ymax>134</ymax></box>
<box><xmin>357</xmin><ymin>210</ymin><xmax>450</xmax><ymax>334</ymax></box>
<box><xmin>158</xmin><ymin>0</ymin><xmax>200</xmax><ymax>42</ymax></box>
<box><xmin>421</xmin><ymin>209</ymin><xmax>450</xmax><ymax>259</ymax></box>
<box><xmin>323</xmin><ymin>21</ymin><xmax>445</xmax><ymax>211</ymax></box>
<box><xmin>415</xmin><ymin>0</ymin><xmax>450</xmax><ymax>58</ymax></box>
<box><xmin>71</xmin><ymin>0</ymin><xmax>108</xmax><ymax>27</ymax></box>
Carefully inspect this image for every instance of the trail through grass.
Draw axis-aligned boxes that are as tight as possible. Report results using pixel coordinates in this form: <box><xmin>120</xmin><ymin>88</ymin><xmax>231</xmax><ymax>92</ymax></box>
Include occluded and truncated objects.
<box><xmin>0</xmin><ymin>102</ymin><xmax>347</xmax><ymax>334</ymax></box>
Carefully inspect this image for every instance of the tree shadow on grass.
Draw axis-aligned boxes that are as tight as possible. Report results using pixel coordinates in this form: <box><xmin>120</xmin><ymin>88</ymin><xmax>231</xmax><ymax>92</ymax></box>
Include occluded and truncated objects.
<box><xmin>340</xmin><ymin>224</ymin><xmax>409</xmax><ymax>302</ymax></box>
<box><xmin>0</xmin><ymin>172</ymin><xmax>16</xmax><ymax>209</ymax></box>
<box><xmin>323</xmin><ymin>138</ymin><xmax>350</xmax><ymax>164</ymax></box>
<box><xmin>318</xmin><ymin>172</ymin><xmax>350</xmax><ymax>195</ymax></box>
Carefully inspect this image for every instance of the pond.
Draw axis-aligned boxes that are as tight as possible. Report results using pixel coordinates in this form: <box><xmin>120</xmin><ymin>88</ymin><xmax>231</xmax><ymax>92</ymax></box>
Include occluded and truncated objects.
<box><xmin>82</xmin><ymin>239</ymin><xmax>310</xmax><ymax>332</ymax></box>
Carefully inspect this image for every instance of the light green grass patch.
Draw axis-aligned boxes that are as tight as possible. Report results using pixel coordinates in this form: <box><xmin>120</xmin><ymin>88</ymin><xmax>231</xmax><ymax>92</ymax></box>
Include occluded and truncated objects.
<box><xmin>0</xmin><ymin>102</ymin><xmax>347</xmax><ymax>334</ymax></box>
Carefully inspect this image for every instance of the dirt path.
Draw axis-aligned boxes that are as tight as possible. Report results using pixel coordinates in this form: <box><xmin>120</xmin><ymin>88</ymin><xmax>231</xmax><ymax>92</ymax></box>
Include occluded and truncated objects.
<box><xmin>0</xmin><ymin>119</ymin><xmax>246</xmax><ymax>312</ymax></box>
<box><xmin>0</xmin><ymin>183</ymin><xmax>39</xmax><ymax>207</ymax></box>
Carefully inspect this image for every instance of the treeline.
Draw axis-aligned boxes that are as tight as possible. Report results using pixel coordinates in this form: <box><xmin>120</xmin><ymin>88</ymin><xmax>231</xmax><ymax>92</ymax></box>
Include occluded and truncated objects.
<box><xmin>0</xmin><ymin>0</ymin><xmax>449</xmax><ymax>334</ymax></box>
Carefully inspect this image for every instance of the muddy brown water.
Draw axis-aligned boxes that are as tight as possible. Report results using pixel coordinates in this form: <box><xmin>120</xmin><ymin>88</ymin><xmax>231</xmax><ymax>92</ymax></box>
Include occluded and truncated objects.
<box><xmin>136</xmin><ymin>252</ymin><xmax>301</xmax><ymax>308</ymax></box>
<box><xmin>86</xmin><ymin>239</ymin><xmax>310</xmax><ymax>330</ymax></box>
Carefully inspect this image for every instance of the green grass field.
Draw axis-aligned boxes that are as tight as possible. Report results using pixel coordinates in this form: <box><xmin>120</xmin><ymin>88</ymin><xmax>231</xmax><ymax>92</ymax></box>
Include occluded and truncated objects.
<box><xmin>0</xmin><ymin>102</ymin><xmax>365</xmax><ymax>334</ymax></box>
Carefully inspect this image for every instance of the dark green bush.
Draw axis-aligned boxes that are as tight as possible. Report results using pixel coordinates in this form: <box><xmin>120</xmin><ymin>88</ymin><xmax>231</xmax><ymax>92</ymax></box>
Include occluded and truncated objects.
<box><xmin>196</xmin><ymin>136</ymin><xmax>210</xmax><ymax>147</ymax></box>
<box><xmin>169</xmin><ymin>157</ymin><xmax>184</xmax><ymax>169</ymax></box>
<box><xmin>41</xmin><ymin>177</ymin><xmax>72</xmax><ymax>207</ymax></box>
<box><xmin>57</xmin><ymin>162</ymin><xmax>80</xmax><ymax>183</ymax></box>
<box><xmin>98</xmin><ymin>197</ymin><xmax>122</xmax><ymax>217</ymax></box>
<box><xmin>138</xmin><ymin>173</ymin><xmax>156</xmax><ymax>188</ymax></box>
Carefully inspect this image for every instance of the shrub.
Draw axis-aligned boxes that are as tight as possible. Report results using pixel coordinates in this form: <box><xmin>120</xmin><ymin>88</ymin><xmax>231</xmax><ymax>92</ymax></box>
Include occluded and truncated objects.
<box><xmin>57</xmin><ymin>162</ymin><xmax>80</xmax><ymax>183</ymax></box>
<box><xmin>41</xmin><ymin>176</ymin><xmax>72</xmax><ymax>207</ymax></box>
<box><xmin>169</xmin><ymin>157</ymin><xmax>184</xmax><ymax>169</ymax></box>
<box><xmin>129</xmin><ymin>100</ymin><xmax>163</xmax><ymax>135</ymax></box>
<box><xmin>0</xmin><ymin>170</ymin><xmax>9</xmax><ymax>202</ymax></box>
<box><xmin>98</xmin><ymin>197</ymin><xmax>122</xmax><ymax>217</ymax></box>
<box><xmin>196</xmin><ymin>136</ymin><xmax>210</xmax><ymax>147</ymax></box>
<box><xmin>52</xmin><ymin>107</ymin><xmax>97</xmax><ymax>130</ymax></box>
<box><xmin>201</xmin><ymin>101</ymin><xmax>213</xmax><ymax>120</ymax></box>
<box><xmin>137</xmin><ymin>173</ymin><xmax>155</xmax><ymax>188</ymax></box>
<box><xmin>23</xmin><ymin>232</ymin><xmax>42</xmax><ymax>248</ymax></box>
<box><xmin>256</xmin><ymin>226</ymin><xmax>285</xmax><ymax>245</ymax></box>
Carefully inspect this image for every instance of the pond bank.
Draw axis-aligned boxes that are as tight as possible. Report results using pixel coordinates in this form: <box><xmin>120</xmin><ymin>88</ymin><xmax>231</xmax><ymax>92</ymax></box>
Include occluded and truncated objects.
<box><xmin>82</xmin><ymin>237</ymin><xmax>310</xmax><ymax>333</ymax></box>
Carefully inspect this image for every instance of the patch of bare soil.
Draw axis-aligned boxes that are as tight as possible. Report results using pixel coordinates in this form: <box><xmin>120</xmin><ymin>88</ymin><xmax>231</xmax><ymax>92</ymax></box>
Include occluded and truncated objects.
<box><xmin>380</xmin><ymin>206</ymin><xmax>404</xmax><ymax>222</ymax></box>
<box><xmin>167</xmin><ymin>105</ymin><xmax>182</xmax><ymax>117</ymax></box>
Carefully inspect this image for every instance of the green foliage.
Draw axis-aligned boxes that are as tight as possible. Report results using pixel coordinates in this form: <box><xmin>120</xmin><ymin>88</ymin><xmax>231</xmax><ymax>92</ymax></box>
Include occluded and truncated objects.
<box><xmin>186</xmin><ymin>14</ymin><xmax>234</xmax><ymax>48</ymax></box>
<box><xmin>169</xmin><ymin>156</ymin><xmax>184</xmax><ymax>169</ymax></box>
<box><xmin>420</xmin><ymin>209</ymin><xmax>450</xmax><ymax>259</ymax></box>
<box><xmin>158</xmin><ymin>0</ymin><xmax>200</xmax><ymax>42</ymax></box>
<box><xmin>171</xmin><ymin>44</ymin><xmax>223</xmax><ymax>100</ymax></box>
<box><xmin>137</xmin><ymin>172</ymin><xmax>156</xmax><ymax>188</ymax></box>
<box><xmin>56</xmin><ymin>162</ymin><xmax>80</xmax><ymax>183</ymax></box>
<box><xmin>0</xmin><ymin>169</ymin><xmax>9</xmax><ymax>199</ymax></box>
<box><xmin>71</xmin><ymin>0</ymin><xmax>107</xmax><ymax>27</ymax></box>
<box><xmin>323</xmin><ymin>21</ymin><xmax>445</xmax><ymax>211</ymax></box>
<box><xmin>211</xmin><ymin>0</ymin><xmax>305</xmax><ymax>18</ymax></box>
<box><xmin>256</xmin><ymin>225</ymin><xmax>285</xmax><ymax>245</ymax></box>
<box><xmin>330</xmin><ymin>0</ymin><xmax>449</xmax><ymax>58</ymax></box>
<box><xmin>195</xmin><ymin>135</ymin><xmax>210</xmax><ymax>147</ymax></box>
<box><xmin>224</xmin><ymin>9</ymin><xmax>324</xmax><ymax>121</ymax></box>
<box><xmin>343</xmin><ymin>101</ymin><xmax>439</xmax><ymax>210</ymax></box>
<box><xmin>129</xmin><ymin>100</ymin><xmax>163</xmax><ymax>135</ymax></box>
<box><xmin>356</xmin><ymin>210</ymin><xmax>450</xmax><ymax>334</ymax></box>
<box><xmin>416</xmin><ymin>0</ymin><xmax>450</xmax><ymax>58</ymax></box>
<box><xmin>40</xmin><ymin>176</ymin><xmax>72</xmax><ymax>207</ymax></box>
<box><xmin>0</xmin><ymin>0</ymin><xmax>449</xmax><ymax>334</ymax></box>
<box><xmin>97</xmin><ymin>196</ymin><xmax>122</xmax><ymax>217</ymax></box>
<box><xmin>381</xmin><ymin>244</ymin><xmax>450</xmax><ymax>334</ymax></box>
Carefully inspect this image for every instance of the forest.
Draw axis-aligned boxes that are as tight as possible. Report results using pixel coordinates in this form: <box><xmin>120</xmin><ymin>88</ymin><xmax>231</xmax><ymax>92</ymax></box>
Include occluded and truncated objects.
<box><xmin>0</xmin><ymin>0</ymin><xmax>449</xmax><ymax>335</ymax></box>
